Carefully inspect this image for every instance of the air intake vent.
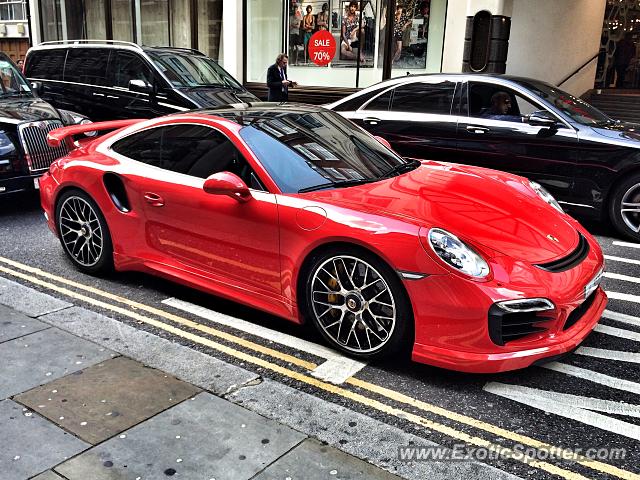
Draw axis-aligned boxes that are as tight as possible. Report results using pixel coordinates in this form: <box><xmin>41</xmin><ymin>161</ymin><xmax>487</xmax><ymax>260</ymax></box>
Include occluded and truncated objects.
<box><xmin>488</xmin><ymin>299</ymin><xmax>554</xmax><ymax>345</ymax></box>
<box><xmin>564</xmin><ymin>290</ymin><xmax>597</xmax><ymax>331</ymax></box>
<box><xmin>535</xmin><ymin>233</ymin><xmax>589</xmax><ymax>273</ymax></box>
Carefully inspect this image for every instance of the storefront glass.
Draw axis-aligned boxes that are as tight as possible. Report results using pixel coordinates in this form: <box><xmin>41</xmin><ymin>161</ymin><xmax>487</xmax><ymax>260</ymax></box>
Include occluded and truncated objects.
<box><xmin>246</xmin><ymin>0</ymin><xmax>284</xmax><ymax>82</ymax></box>
<box><xmin>111</xmin><ymin>0</ymin><xmax>134</xmax><ymax>42</ymax></box>
<box><xmin>85</xmin><ymin>0</ymin><xmax>107</xmax><ymax>39</ymax></box>
<box><xmin>39</xmin><ymin>0</ymin><xmax>62</xmax><ymax>42</ymax></box>
<box><xmin>171</xmin><ymin>0</ymin><xmax>192</xmax><ymax>48</ymax></box>
<box><xmin>197</xmin><ymin>0</ymin><xmax>223</xmax><ymax>61</ymax></box>
<box><xmin>140</xmin><ymin>0</ymin><xmax>169</xmax><ymax>45</ymax></box>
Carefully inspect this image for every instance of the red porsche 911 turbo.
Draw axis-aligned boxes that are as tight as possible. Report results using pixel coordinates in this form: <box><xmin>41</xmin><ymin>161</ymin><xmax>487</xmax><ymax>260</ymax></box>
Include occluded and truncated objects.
<box><xmin>39</xmin><ymin>103</ymin><xmax>606</xmax><ymax>373</ymax></box>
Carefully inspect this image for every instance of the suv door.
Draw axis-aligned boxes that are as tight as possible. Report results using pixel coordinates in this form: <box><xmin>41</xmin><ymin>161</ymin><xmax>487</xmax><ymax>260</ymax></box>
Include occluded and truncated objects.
<box><xmin>62</xmin><ymin>47</ymin><xmax>111</xmax><ymax>120</ymax></box>
<box><xmin>349</xmin><ymin>80</ymin><xmax>459</xmax><ymax>160</ymax></box>
<box><xmin>457</xmin><ymin>81</ymin><xmax>579</xmax><ymax>200</ymax></box>
<box><xmin>106</xmin><ymin>51</ymin><xmax>171</xmax><ymax>119</ymax></box>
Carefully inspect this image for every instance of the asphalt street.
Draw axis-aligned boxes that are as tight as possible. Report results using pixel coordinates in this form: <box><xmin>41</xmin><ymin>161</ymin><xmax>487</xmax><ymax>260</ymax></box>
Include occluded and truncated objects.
<box><xmin>1</xmin><ymin>191</ymin><xmax>639</xmax><ymax>480</ymax></box>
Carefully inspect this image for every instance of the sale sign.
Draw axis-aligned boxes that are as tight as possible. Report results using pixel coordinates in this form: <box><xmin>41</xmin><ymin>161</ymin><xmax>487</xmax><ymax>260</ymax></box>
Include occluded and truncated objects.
<box><xmin>308</xmin><ymin>30</ymin><xmax>336</xmax><ymax>66</ymax></box>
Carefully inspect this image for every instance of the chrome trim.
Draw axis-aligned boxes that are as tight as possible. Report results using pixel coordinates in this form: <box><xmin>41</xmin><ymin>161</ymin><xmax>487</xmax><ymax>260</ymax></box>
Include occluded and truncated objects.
<box><xmin>398</xmin><ymin>271</ymin><xmax>427</xmax><ymax>280</ymax></box>
<box><xmin>496</xmin><ymin>298</ymin><xmax>555</xmax><ymax>313</ymax></box>
<box><xmin>557</xmin><ymin>201</ymin><xmax>596</xmax><ymax>209</ymax></box>
<box><xmin>17</xmin><ymin>120</ymin><xmax>69</xmax><ymax>173</ymax></box>
<box><xmin>37</xmin><ymin>39</ymin><xmax>144</xmax><ymax>51</ymax></box>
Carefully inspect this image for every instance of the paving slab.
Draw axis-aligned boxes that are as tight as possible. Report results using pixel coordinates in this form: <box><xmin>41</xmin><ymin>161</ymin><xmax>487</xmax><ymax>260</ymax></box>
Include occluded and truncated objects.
<box><xmin>0</xmin><ymin>399</ymin><xmax>89</xmax><ymax>480</ymax></box>
<box><xmin>31</xmin><ymin>470</ymin><xmax>66</xmax><ymax>480</ymax></box>
<box><xmin>16</xmin><ymin>356</ymin><xmax>201</xmax><ymax>445</ymax></box>
<box><xmin>0</xmin><ymin>277</ymin><xmax>72</xmax><ymax>317</ymax></box>
<box><xmin>39</xmin><ymin>306</ymin><xmax>260</xmax><ymax>394</ymax></box>
<box><xmin>254</xmin><ymin>437</ymin><xmax>402</xmax><ymax>479</ymax></box>
<box><xmin>0</xmin><ymin>304</ymin><xmax>49</xmax><ymax>344</ymax></box>
<box><xmin>56</xmin><ymin>392</ymin><xmax>306</xmax><ymax>480</ymax></box>
<box><xmin>0</xmin><ymin>328</ymin><xmax>115</xmax><ymax>399</ymax></box>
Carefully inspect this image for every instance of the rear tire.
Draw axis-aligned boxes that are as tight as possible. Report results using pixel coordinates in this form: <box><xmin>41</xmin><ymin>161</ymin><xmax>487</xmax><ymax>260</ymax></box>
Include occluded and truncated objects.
<box><xmin>55</xmin><ymin>189</ymin><xmax>113</xmax><ymax>275</ymax></box>
<box><xmin>610</xmin><ymin>174</ymin><xmax>640</xmax><ymax>242</ymax></box>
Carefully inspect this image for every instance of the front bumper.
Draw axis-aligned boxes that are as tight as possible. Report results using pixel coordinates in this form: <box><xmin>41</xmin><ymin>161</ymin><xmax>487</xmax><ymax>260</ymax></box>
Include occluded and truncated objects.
<box><xmin>0</xmin><ymin>174</ymin><xmax>41</xmax><ymax>195</ymax></box>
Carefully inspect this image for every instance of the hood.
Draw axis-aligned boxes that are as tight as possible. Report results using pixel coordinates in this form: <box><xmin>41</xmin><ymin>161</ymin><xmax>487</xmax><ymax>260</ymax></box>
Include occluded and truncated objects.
<box><xmin>303</xmin><ymin>162</ymin><xmax>579</xmax><ymax>263</ymax></box>
<box><xmin>0</xmin><ymin>96</ymin><xmax>60</xmax><ymax>123</ymax></box>
<box><xmin>179</xmin><ymin>87</ymin><xmax>259</xmax><ymax>108</ymax></box>
<box><xmin>590</xmin><ymin>120</ymin><xmax>640</xmax><ymax>144</ymax></box>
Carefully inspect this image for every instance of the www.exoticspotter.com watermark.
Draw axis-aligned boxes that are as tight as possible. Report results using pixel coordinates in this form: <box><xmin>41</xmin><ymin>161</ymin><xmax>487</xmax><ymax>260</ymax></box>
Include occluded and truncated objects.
<box><xmin>397</xmin><ymin>444</ymin><xmax>627</xmax><ymax>463</ymax></box>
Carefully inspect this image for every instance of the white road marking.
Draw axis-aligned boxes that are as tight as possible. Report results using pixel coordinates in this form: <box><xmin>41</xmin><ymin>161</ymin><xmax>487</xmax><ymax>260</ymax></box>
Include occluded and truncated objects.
<box><xmin>604</xmin><ymin>271</ymin><xmax>640</xmax><ymax>284</ymax></box>
<box><xmin>542</xmin><ymin>362</ymin><xmax>640</xmax><ymax>395</ymax></box>
<box><xmin>594</xmin><ymin>323</ymin><xmax>640</xmax><ymax>342</ymax></box>
<box><xmin>602</xmin><ymin>309</ymin><xmax>640</xmax><ymax>327</ymax></box>
<box><xmin>161</xmin><ymin>297</ymin><xmax>367</xmax><ymax>384</ymax></box>
<box><xmin>613</xmin><ymin>240</ymin><xmax>640</xmax><ymax>249</ymax></box>
<box><xmin>576</xmin><ymin>347</ymin><xmax>640</xmax><ymax>364</ymax></box>
<box><xmin>604</xmin><ymin>254</ymin><xmax>640</xmax><ymax>266</ymax></box>
<box><xmin>605</xmin><ymin>290</ymin><xmax>640</xmax><ymax>305</ymax></box>
<box><xmin>484</xmin><ymin>382</ymin><xmax>640</xmax><ymax>441</ymax></box>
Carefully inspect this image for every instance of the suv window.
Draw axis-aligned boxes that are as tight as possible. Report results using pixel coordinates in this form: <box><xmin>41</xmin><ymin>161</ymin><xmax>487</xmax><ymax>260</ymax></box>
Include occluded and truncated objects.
<box><xmin>111</xmin><ymin>124</ymin><xmax>264</xmax><ymax>189</ymax></box>
<box><xmin>390</xmin><ymin>81</ymin><xmax>456</xmax><ymax>115</ymax></box>
<box><xmin>111</xmin><ymin>51</ymin><xmax>154</xmax><ymax>89</ymax></box>
<box><xmin>468</xmin><ymin>82</ymin><xmax>542</xmax><ymax>122</ymax></box>
<box><xmin>26</xmin><ymin>49</ymin><xmax>66</xmax><ymax>81</ymax></box>
<box><xmin>64</xmin><ymin>48</ymin><xmax>109</xmax><ymax>85</ymax></box>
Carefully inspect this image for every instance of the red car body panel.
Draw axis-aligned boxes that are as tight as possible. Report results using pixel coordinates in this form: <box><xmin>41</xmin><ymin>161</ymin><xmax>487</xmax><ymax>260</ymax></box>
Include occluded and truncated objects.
<box><xmin>39</xmin><ymin>112</ymin><xmax>607</xmax><ymax>373</ymax></box>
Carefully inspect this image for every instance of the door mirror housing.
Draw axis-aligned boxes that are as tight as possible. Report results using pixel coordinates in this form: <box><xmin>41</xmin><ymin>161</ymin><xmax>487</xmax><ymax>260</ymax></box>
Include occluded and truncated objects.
<box><xmin>526</xmin><ymin>111</ymin><xmax>558</xmax><ymax>128</ymax></box>
<box><xmin>128</xmin><ymin>79</ymin><xmax>154</xmax><ymax>94</ymax></box>
<box><xmin>203</xmin><ymin>172</ymin><xmax>251</xmax><ymax>202</ymax></box>
<box><xmin>30</xmin><ymin>81</ymin><xmax>42</xmax><ymax>95</ymax></box>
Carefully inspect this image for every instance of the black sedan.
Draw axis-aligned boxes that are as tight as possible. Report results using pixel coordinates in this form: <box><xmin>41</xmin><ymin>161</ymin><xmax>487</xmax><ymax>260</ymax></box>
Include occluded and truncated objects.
<box><xmin>327</xmin><ymin>74</ymin><xmax>640</xmax><ymax>241</ymax></box>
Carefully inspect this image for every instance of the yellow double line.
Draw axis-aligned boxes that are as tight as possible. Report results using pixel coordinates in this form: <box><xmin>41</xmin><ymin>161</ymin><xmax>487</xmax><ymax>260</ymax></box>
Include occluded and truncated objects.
<box><xmin>0</xmin><ymin>256</ymin><xmax>636</xmax><ymax>480</ymax></box>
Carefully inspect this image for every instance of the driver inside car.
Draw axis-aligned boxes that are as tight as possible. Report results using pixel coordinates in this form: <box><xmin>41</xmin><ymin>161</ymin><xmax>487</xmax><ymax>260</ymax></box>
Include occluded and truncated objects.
<box><xmin>482</xmin><ymin>91</ymin><xmax>523</xmax><ymax>122</ymax></box>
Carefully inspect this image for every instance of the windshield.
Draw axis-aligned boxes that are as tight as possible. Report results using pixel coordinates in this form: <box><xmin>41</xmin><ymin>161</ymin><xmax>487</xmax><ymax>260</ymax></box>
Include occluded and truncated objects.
<box><xmin>148</xmin><ymin>51</ymin><xmax>244</xmax><ymax>90</ymax></box>
<box><xmin>516</xmin><ymin>79</ymin><xmax>610</xmax><ymax>126</ymax></box>
<box><xmin>237</xmin><ymin>109</ymin><xmax>409</xmax><ymax>193</ymax></box>
<box><xmin>0</xmin><ymin>59</ymin><xmax>31</xmax><ymax>97</ymax></box>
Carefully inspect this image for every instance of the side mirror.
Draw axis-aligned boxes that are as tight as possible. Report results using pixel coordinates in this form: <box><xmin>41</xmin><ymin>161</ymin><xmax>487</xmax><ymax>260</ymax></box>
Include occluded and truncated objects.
<box><xmin>203</xmin><ymin>172</ymin><xmax>251</xmax><ymax>202</ymax></box>
<box><xmin>128</xmin><ymin>79</ymin><xmax>154</xmax><ymax>94</ymax></box>
<box><xmin>30</xmin><ymin>81</ymin><xmax>42</xmax><ymax>95</ymax></box>
<box><xmin>526</xmin><ymin>111</ymin><xmax>558</xmax><ymax>128</ymax></box>
<box><xmin>374</xmin><ymin>135</ymin><xmax>392</xmax><ymax>150</ymax></box>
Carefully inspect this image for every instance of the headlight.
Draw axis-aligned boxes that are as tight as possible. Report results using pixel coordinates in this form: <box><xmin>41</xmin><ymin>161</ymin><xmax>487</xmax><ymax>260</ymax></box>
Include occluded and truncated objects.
<box><xmin>80</xmin><ymin>118</ymin><xmax>97</xmax><ymax>137</ymax></box>
<box><xmin>58</xmin><ymin>109</ymin><xmax>91</xmax><ymax>126</ymax></box>
<box><xmin>529</xmin><ymin>180</ymin><xmax>564</xmax><ymax>213</ymax></box>
<box><xmin>427</xmin><ymin>228</ymin><xmax>490</xmax><ymax>278</ymax></box>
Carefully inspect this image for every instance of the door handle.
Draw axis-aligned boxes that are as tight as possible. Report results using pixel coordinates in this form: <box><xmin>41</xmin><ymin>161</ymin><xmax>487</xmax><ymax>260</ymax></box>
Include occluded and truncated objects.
<box><xmin>106</xmin><ymin>95</ymin><xmax>119</xmax><ymax>99</ymax></box>
<box><xmin>466</xmin><ymin>125</ymin><xmax>490</xmax><ymax>134</ymax></box>
<box><xmin>363</xmin><ymin>117</ymin><xmax>381</xmax><ymax>125</ymax></box>
<box><xmin>92</xmin><ymin>92</ymin><xmax>105</xmax><ymax>97</ymax></box>
<box><xmin>143</xmin><ymin>192</ymin><xmax>164</xmax><ymax>207</ymax></box>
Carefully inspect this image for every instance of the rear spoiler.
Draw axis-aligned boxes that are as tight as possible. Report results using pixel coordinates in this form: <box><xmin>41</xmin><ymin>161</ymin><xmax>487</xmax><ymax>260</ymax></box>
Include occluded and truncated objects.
<box><xmin>47</xmin><ymin>119</ymin><xmax>147</xmax><ymax>148</ymax></box>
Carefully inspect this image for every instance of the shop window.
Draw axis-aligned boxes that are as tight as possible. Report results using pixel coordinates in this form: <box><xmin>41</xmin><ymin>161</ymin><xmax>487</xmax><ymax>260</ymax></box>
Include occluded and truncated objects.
<box><xmin>0</xmin><ymin>1</ymin><xmax>26</xmax><ymax>21</ymax></box>
<box><xmin>141</xmin><ymin>0</ymin><xmax>169</xmax><ymax>46</ymax></box>
<box><xmin>197</xmin><ymin>0</ymin><xmax>223</xmax><ymax>61</ymax></box>
<box><xmin>111</xmin><ymin>0</ymin><xmax>134</xmax><ymax>42</ymax></box>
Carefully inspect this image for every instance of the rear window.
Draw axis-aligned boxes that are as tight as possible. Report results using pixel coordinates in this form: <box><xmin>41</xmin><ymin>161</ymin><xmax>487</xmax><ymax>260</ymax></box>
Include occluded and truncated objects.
<box><xmin>63</xmin><ymin>48</ymin><xmax>110</xmax><ymax>85</ymax></box>
<box><xmin>26</xmin><ymin>48</ymin><xmax>66</xmax><ymax>81</ymax></box>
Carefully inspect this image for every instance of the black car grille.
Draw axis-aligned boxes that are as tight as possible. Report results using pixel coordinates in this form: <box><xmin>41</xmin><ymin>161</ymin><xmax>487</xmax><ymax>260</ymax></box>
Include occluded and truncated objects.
<box><xmin>18</xmin><ymin>120</ymin><xmax>69</xmax><ymax>172</ymax></box>
<box><xmin>563</xmin><ymin>290</ymin><xmax>597</xmax><ymax>331</ymax></box>
<box><xmin>534</xmin><ymin>233</ymin><xmax>589</xmax><ymax>273</ymax></box>
<box><xmin>488</xmin><ymin>305</ymin><xmax>552</xmax><ymax>346</ymax></box>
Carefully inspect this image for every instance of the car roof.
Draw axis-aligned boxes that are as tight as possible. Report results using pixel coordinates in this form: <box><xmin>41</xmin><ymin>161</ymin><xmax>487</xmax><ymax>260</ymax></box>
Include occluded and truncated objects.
<box><xmin>183</xmin><ymin>102</ymin><xmax>328</xmax><ymax>125</ymax></box>
<box><xmin>28</xmin><ymin>40</ymin><xmax>208</xmax><ymax>57</ymax></box>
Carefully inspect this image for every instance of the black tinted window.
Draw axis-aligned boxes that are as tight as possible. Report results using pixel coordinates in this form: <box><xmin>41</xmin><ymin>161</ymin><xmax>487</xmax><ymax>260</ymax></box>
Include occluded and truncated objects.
<box><xmin>111</xmin><ymin>125</ymin><xmax>263</xmax><ymax>188</ymax></box>
<box><xmin>26</xmin><ymin>49</ymin><xmax>66</xmax><ymax>81</ymax></box>
<box><xmin>64</xmin><ymin>48</ymin><xmax>109</xmax><ymax>85</ymax></box>
<box><xmin>390</xmin><ymin>81</ymin><xmax>456</xmax><ymax>114</ymax></box>
<box><xmin>333</xmin><ymin>87</ymin><xmax>386</xmax><ymax>112</ymax></box>
<box><xmin>111</xmin><ymin>52</ymin><xmax>154</xmax><ymax>89</ymax></box>
<box><xmin>364</xmin><ymin>90</ymin><xmax>392</xmax><ymax>111</ymax></box>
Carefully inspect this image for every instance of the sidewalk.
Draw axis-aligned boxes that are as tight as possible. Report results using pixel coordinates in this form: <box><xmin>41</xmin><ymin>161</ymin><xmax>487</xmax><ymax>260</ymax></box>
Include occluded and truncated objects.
<box><xmin>0</xmin><ymin>301</ymin><xmax>401</xmax><ymax>480</ymax></box>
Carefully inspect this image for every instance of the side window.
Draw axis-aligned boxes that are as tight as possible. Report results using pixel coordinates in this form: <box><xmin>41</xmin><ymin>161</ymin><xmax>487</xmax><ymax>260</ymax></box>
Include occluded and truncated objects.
<box><xmin>26</xmin><ymin>49</ymin><xmax>66</xmax><ymax>81</ymax></box>
<box><xmin>111</xmin><ymin>52</ymin><xmax>154</xmax><ymax>89</ymax></box>
<box><xmin>468</xmin><ymin>83</ymin><xmax>542</xmax><ymax>122</ymax></box>
<box><xmin>111</xmin><ymin>125</ymin><xmax>266</xmax><ymax>190</ymax></box>
<box><xmin>390</xmin><ymin>81</ymin><xmax>456</xmax><ymax>115</ymax></box>
<box><xmin>363</xmin><ymin>89</ymin><xmax>392</xmax><ymax>111</ymax></box>
<box><xmin>63</xmin><ymin>48</ymin><xmax>110</xmax><ymax>85</ymax></box>
<box><xmin>333</xmin><ymin>87</ymin><xmax>386</xmax><ymax>112</ymax></box>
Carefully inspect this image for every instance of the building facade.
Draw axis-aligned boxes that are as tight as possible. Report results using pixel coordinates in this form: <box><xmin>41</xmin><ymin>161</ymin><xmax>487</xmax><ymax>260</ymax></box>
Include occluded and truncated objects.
<box><xmin>26</xmin><ymin>0</ymin><xmax>612</xmax><ymax>101</ymax></box>
<box><xmin>0</xmin><ymin>0</ymin><xmax>30</xmax><ymax>61</ymax></box>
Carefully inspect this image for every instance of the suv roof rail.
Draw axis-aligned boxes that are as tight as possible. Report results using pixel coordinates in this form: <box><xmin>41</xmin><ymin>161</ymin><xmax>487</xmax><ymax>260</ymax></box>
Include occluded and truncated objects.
<box><xmin>150</xmin><ymin>46</ymin><xmax>206</xmax><ymax>56</ymax></box>
<box><xmin>37</xmin><ymin>39</ymin><xmax>144</xmax><ymax>51</ymax></box>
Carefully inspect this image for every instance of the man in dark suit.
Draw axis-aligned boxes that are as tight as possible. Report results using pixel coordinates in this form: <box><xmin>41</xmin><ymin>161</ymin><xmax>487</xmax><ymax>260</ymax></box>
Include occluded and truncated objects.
<box><xmin>267</xmin><ymin>53</ymin><xmax>297</xmax><ymax>102</ymax></box>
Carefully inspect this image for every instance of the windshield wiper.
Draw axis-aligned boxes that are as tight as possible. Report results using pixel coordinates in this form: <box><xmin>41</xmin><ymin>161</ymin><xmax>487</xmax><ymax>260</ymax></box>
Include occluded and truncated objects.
<box><xmin>298</xmin><ymin>178</ymin><xmax>378</xmax><ymax>193</ymax></box>
<box><xmin>380</xmin><ymin>159</ymin><xmax>421</xmax><ymax>178</ymax></box>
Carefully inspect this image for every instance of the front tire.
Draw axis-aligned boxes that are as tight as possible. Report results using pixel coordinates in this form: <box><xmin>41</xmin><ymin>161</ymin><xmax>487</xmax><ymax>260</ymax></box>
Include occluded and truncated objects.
<box><xmin>610</xmin><ymin>174</ymin><xmax>640</xmax><ymax>242</ymax></box>
<box><xmin>303</xmin><ymin>248</ymin><xmax>413</xmax><ymax>359</ymax></box>
<box><xmin>55</xmin><ymin>190</ymin><xmax>113</xmax><ymax>274</ymax></box>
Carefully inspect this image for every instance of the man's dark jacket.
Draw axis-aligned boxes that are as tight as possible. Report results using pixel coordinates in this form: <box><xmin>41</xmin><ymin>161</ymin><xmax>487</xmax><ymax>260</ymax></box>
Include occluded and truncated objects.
<box><xmin>267</xmin><ymin>63</ymin><xmax>288</xmax><ymax>102</ymax></box>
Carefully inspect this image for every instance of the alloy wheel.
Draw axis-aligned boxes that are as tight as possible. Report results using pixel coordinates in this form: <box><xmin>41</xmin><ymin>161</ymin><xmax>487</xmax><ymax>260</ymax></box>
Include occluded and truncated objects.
<box><xmin>58</xmin><ymin>195</ymin><xmax>104</xmax><ymax>267</ymax></box>
<box><xmin>620</xmin><ymin>182</ymin><xmax>640</xmax><ymax>234</ymax></box>
<box><xmin>310</xmin><ymin>255</ymin><xmax>396</xmax><ymax>354</ymax></box>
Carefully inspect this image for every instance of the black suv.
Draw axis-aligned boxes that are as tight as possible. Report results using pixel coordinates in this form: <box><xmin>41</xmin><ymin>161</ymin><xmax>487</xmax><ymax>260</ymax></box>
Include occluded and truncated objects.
<box><xmin>24</xmin><ymin>40</ymin><xmax>258</xmax><ymax>122</ymax></box>
<box><xmin>0</xmin><ymin>52</ymin><xmax>89</xmax><ymax>196</ymax></box>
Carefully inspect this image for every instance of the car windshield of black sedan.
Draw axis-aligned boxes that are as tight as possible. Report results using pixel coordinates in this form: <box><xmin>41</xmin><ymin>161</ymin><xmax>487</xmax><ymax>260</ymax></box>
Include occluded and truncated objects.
<box><xmin>148</xmin><ymin>51</ymin><xmax>244</xmax><ymax>90</ymax></box>
<box><xmin>0</xmin><ymin>60</ymin><xmax>31</xmax><ymax>97</ymax></box>
<box><xmin>518</xmin><ymin>80</ymin><xmax>610</xmax><ymax>126</ymax></box>
<box><xmin>237</xmin><ymin>110</ymin><xmax>411</xmax><ymax>193</ymax></box>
